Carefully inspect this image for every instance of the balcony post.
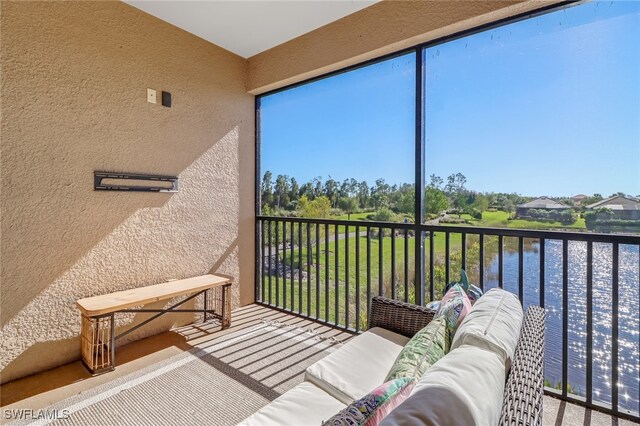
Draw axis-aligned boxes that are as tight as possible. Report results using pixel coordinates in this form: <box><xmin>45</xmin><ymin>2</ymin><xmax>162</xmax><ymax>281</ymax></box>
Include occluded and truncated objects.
<box><xmin>414</xmin><ymin>47</ymin><xmax>425</xmax><ymax>306</ymax></box>
<box><xmin>255</xmin><ymin>97</ymin><xmax>262</xmax><ymax>304</ymax></box>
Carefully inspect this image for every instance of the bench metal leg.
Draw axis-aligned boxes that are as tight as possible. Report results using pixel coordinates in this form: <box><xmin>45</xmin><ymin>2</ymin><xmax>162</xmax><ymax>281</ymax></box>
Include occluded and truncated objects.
<box><xmin>110</xmin><ymin>313</ymin><xmax>115</xmax><ymax>371</ymax></box>
<box><xmin>115</xmin><ymin>290</ymin><xmax>204</xmax><ymax>341</ymax></box>
<box><xmin>198</xmin><ymin>284</ymin><xmax>231</xmax><ymax>329</ymax></box>
<box><xmin>80</xmin><ymin>313</ymin><xmax>116</xmax><ymax>375</ymax></box>
<box><xmin>80</xmin><ymin>284</ymin><xmax>232</xmax><ymax>375</ymax></box>
<box><xmin>204</xmin><ymin>288</ymin><xmax>208</xmax><ymax>322</ymax></box>
<box><xmin>221</xmin><ymin>283</ymin><xmax>231</xmax><ymax>329</ymax></box>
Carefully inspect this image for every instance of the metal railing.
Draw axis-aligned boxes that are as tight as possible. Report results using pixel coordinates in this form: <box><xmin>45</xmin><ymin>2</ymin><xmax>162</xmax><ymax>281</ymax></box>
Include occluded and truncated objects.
<box><xmin>255</xmin><ymin>215</ymin><xmax>640</xmax><ymax>421</ymax></box>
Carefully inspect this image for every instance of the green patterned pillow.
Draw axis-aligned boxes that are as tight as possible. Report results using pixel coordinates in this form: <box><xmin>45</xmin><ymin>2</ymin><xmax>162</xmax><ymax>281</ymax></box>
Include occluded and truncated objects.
<box><xmin>384</xmin><ymin>316</ymin><xmax>448</xmax><ymax>381</ymax></box>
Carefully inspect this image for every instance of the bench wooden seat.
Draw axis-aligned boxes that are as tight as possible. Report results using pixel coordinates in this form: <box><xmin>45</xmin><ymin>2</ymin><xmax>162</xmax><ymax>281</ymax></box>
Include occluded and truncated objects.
<box><xmin>77</xmin><ymin>274</ymin><xmax>232</xmax><ymax>316</ymax></box>
<box><xmin>77</xmin><ymin>274</ymin><xmax>232</xmax><ymax>374</ymax></box>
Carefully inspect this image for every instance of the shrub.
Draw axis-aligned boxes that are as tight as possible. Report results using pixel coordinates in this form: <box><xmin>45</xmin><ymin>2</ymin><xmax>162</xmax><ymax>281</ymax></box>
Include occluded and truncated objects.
<box><xmin>520</xmin><ymin>208</ymin><xmax>576</xmax><ymax>224</ymax></box>
<box><xmin>440</xmin><ymin>217</ymin><xmax>467</xmax><ymax>224</ymax></box>
<box><xmin>371</xmin><ymin>207</ymin><xmax>395</xmax><ymax>222</ymax></box>
<box><xmin>462</xmin><ymin>207</ymin><xmax>482</xmax><ymax>220</ymax></box>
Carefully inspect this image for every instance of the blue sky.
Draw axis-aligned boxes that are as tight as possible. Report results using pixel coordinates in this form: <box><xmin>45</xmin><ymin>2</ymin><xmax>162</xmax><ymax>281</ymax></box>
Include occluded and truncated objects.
<box><xmin>260</xmin><ymin>1</ymin><xmax>639</xmax><ymax>197</ymax></box>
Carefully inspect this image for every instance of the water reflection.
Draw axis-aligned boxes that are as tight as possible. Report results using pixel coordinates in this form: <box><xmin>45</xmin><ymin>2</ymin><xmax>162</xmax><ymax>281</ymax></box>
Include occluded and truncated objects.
<box><xmin>482</xmin><ymin>241</ymin><xmax>639</xmax><ymax>414</ymax></box>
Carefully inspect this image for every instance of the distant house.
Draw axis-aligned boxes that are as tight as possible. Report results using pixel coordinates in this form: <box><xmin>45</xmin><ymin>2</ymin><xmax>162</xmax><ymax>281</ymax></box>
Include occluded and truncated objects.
<box><xmin>586</xmin><ymin>195</ymin><xmax>640</xmax><ymax>220</ymax></box>
<box><xmin>516</xmin><ymin>197</ymin><xmax>570</xmax><ymax>218</ymax></box>
<box><xmin>571</xmin><ymin>194</ymin><xmax>587</xmax><ymax>205</ymax></box>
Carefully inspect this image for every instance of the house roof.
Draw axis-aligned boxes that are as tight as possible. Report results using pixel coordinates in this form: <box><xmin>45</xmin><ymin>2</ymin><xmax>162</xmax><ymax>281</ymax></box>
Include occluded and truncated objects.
<box><xmin>517</xmin><ymin>197</ymin><xmax>570</xmax><ymax>210</ymax></box>
<box><xmin>586</xmin><ymin>195</ymin><xmax>640</xmax><ymax>211</ymax></box>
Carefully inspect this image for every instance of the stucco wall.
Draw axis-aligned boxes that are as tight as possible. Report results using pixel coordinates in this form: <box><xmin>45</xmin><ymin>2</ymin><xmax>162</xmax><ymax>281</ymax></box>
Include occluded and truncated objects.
<box><xmin>0</xmin><ymin>0</ymin><xmax>565</xmax><ymax>384</ymax></box>
<box><xmin>247</xmin><ymin>0</ymin><xmax>559</xmax><ymax>94</ymax></box>
<box><xmin>0</xmin><ymin>1</ymin><xmax>254</xmax><ymax>383</ymax></box>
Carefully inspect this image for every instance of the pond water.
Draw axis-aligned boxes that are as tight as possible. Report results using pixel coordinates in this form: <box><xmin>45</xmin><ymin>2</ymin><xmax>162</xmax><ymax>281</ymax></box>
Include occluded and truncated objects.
<box><xmin>483</xmin><ymin>241</ymin><xmax>639</xmax><ymax>414</ymax></box>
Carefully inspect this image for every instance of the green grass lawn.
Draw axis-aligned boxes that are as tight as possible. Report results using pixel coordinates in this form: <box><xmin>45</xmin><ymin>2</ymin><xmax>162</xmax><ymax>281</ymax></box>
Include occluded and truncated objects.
<box><xmin>263</xmin><ymin>234</ymin><xmax>419</xmax><ymax>330</ymax></box>
<box><xmin>334</xmin><ymin>211</ymin><xmax>374</xmax><ymax>221</ymax></box>
<box><xmin>259</xmin><ymin>208</ymin><xmax>585</xmax><ymax>328</ymax></box>
<box><xmin>284</xmin><ymin>234</ymin><xmax>416</xmax><ymax>292</ymax></box>
<box><xmin>334</xmin><ymin>211</ymin><xmax>375</xmax><ymax>233</ymax></box>
<box><xmin>333</xmin><ymin>209</ymin><xmax>586</xmax><ymax>231</ymax></box>
<box><xmin>466</xmin><ymin>210</ymin><xmax>587</xmax><ymax>230</ymax></box>
<box><xmin>260</xmin><ymin>229</ymin><xmax>463</xmax><ymax>327</ymax></box>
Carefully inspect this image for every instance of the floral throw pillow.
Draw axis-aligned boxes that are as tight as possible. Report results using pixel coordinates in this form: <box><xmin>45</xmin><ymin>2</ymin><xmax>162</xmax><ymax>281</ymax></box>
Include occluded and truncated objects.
<box><xmin>323</xmin><ymin>378</ymin><xmax>415</xmax><ymax>426</ymax></box>
<box><xmin>384</xmin><ymin>316</ymin><xmax>448</xmax><ymax>382</ymax></box>
<box><xmin>443</xmin><ymin>269</ymin><xmax>484</xmax><ymax>305</ymax></box>
<box><xmin>425</xmin><ymin>300</ymin><xmax>441</xmax><ymax>311</ymax></box>
<box><xmin>435</xmin><ymin>283</ymin><xmax>472</xmax><ymax>347</ymax></box>
<box><xmin>466</xmin><ymin>284</ymin><xmax>483</xmax><ymax>305</ymax></box>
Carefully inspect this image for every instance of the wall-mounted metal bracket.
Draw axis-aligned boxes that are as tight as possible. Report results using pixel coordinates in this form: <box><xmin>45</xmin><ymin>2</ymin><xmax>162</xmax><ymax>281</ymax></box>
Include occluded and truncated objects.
<box><xmin>94</xmin><ymin>171</ymin><xmax>178</xmax><ymax>192</ymax></box>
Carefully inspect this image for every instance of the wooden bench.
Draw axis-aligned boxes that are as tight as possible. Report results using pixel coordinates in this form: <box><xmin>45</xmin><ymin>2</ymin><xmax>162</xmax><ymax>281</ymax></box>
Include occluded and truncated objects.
<box><xmin>76</xmin><ymin>274</ymin><xmax>232</xmax><ymax>374</ymax></box>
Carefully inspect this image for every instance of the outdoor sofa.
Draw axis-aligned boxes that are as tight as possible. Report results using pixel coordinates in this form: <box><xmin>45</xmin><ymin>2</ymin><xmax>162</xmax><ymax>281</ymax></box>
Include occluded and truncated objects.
<box><xmin>239</xmin><ymin>288</ymin><xmax>545</xmax><ymax>426</ymax></box>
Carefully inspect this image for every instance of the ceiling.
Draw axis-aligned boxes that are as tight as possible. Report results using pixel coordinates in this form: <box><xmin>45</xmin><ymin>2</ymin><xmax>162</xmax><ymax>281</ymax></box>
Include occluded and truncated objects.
<box><xmin>125</xmin><ymin>1</ymin><xmax>380</xmax><ymax>58</ymax></box>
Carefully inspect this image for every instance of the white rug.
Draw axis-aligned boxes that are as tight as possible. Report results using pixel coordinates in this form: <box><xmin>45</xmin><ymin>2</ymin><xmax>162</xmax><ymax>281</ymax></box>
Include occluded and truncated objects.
<box><xmin>9</xmin><ymin>321</ymin><xmax>343</xmax><ymax>426</ymax></box>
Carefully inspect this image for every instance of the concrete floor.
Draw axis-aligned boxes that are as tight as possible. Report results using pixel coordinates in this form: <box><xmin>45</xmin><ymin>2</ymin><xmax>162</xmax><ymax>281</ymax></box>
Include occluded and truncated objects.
<box><xmin>543</xmin><ymin>395</ymin><xmax>638</xmax><ymax>426</ymax></box>
<box><xmin>1</xmin><ymin>304</ymin><xmax>637</xmax><ymax>426</ymax></box>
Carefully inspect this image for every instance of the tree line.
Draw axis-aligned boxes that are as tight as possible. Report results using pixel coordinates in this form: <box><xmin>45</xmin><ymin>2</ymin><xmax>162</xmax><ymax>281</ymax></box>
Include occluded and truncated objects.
<box><xmin>260</xmin><ymin>171</ymin><xmax>528</xmax><ymax>220</ymax></box>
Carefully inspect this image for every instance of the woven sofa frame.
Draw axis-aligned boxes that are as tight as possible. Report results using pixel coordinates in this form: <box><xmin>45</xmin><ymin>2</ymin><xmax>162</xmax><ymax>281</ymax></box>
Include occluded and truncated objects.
<box><xmin>368</xmin><ymin>296</ymin><xmax>545</xmax><ymax>426</ymax></box>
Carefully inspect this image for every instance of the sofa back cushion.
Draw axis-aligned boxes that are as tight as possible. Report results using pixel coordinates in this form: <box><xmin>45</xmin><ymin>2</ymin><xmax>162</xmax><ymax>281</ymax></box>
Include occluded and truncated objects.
<box><xmin>379</xmin><ymin>345</ymin><xmax>506</xmax><ymax>426</ymax></box>
<box><xmin>384</xmin><ymin>316</ymin><xmax>448</xmax><ymax>382</ymax></box>
<box><xmin>451</xmin><ymin>288</ymin><xmax>523</xmax><ymax>371</ymax></box>
<box><xmin>323</xmin><ymin>377</ymin><xmax>415</xmax><ymax>426</ymax></box>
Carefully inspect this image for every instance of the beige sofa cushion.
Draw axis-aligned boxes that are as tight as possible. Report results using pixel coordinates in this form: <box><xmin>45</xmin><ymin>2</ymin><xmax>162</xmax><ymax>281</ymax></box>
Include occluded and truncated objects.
<box><xmin>237</xmin><ymin>381</ymin><xmax>345</xmax><ymax>426</ymax></box>
<box><xmin>380</xmin><ymin>344</ymin><xmax>506</xmax><ymax>426</ymax></box>
<box><xmin>451</xmin><ymin>288</ymin><xmax>523</xmax><ymax>371</ymax></box>
<box><xmin>305</xmin><ymin>327</ymin><xmax>409</xmax><ymax>404</ymax></box>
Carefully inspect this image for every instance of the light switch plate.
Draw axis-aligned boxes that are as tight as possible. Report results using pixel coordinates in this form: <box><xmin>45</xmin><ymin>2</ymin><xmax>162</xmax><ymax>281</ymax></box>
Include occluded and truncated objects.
<box><xmin>147</xmin><ymin>88</ymin><xmax>157</xmax><ymax>104</ymax></box>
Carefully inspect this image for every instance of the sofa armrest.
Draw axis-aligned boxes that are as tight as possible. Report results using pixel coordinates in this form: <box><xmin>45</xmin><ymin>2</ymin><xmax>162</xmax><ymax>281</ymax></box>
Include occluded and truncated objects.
<box><xmin>500</xmin><ymin>306</ymin><xmax>545</xmax><ymax>426</ymax></box>
<box><xmin>368</xmin><ymin>296</ymin><xmax>435</xmax><ymax>338</ymax></box>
